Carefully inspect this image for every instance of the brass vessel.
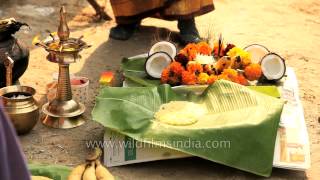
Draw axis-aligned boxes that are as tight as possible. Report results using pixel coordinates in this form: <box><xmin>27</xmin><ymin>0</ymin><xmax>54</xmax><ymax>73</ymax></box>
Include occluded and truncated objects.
<box><xmin>0</xmin><ymin>85</ymin><xmax>39</xmax><ymax>134</ymax></box>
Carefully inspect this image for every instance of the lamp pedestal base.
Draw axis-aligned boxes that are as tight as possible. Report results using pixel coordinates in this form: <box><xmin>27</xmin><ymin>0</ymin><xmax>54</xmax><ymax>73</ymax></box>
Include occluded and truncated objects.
<box><xmin>41</xmin><ymin>101</ymin><xmax>86</xmax><ymax>129</ymax></box>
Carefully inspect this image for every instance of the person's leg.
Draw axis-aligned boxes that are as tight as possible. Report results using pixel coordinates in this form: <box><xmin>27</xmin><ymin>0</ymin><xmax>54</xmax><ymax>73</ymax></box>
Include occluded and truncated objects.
<box><xmin>177</xmin><ymin>18</ymin><xmax>201</xmax><ymax>44</ymax></box>
<box><xmin>109</xmin><ymin>0</ymin><xmax>164</xmax><ymax>40</ymax></box>
<box><xmin>87</xmin><ymin>0</ymin><xmax>112</xmax><ymax>21</ymax></box>
<box><xmin>162</xmin><ymin>0</ymin><xmax>214</xmax><ymax>44</ymax></box>
<box><xmin>109</xmin><ymin>21</ymin><xmax>140</xmax><ymax>40</ymax></box>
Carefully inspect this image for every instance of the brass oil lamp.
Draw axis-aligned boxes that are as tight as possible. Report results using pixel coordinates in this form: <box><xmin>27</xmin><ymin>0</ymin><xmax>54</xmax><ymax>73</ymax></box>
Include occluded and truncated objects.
<box><xmin>36</xmin><ymin>6</ymin><xmax>90</xmax><ymax>129</ymax></box>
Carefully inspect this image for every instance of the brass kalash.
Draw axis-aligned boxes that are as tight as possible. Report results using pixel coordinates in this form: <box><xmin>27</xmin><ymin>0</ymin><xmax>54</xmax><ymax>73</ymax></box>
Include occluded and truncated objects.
<box><xmin>35</xmin><ymin>6</ymin><xmax>90</xmax><ymax>129</ymax></box>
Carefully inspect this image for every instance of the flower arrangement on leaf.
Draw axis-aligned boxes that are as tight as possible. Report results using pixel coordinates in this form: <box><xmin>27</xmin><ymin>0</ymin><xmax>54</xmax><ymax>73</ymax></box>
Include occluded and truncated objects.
<box><xmin>159</xmin><ymin>38</ymin><xmax>263</xmax><ymax>86</ymax></box>
<box><xmin>144</xmin><ymin>38</ymin><xmax>286</xmax><ymax>86</ymax></box>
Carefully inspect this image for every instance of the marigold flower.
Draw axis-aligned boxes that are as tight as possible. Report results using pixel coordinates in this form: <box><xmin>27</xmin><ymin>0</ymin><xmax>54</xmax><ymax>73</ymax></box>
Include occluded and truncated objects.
<box><xmin>161</xmin><ymin>67</ymin><xmax>170</xmax><ymax>84</ymax></box>
<box><xmin>218</xmin><ymin>74</ymin><xmax>231</xmax><ymax>81</ymax></box>
<box><xmin>197</xmin><ymin>42</ymin><xmax>213</xmax><ymax>55</ymax></box>
<box><xmin>183</xmin><ymin>43</ymin><xmax>199</xmax><ymax>61</ymax></box>
<box><xmin>221</xmin><ymin>68</ymin><xmax>239</xmax><ymax>83</ymax></box>
<box><xmin>207</xmin><ymin>75</ymin><xmax>218</xmax><ymax>85</ymax></box>
<box><xmin>160</xmin><ymin>62</ymin><xmax>185</xmax><ymax>85</ymax></box>
<box><xmin>169</xmin><ymin>61</ymin><xmax>185</xmax><ymax>75</ymax></box>
<box><xmin>244</xmin><ymin>63</ymin><xmax>262</xmax><ymax>81</ymax></box>
<box><xmin>197</xmin><ymin>73</ymin><xmax>210</xmax><ymax>85</ymax></box>
<box><xmin>181</xmin><ymin>71</ymin><xmax>197</xmax><ymax>85</ymax></box>
<box><xmin>167</xmin><ymin>75</ymin><xmax>181</xmax><ymax>86</ymax></box>
<box><xmin>187</xmin><ymin>62</ymin><xmax>203</xmax><ymax>75</ymax></box>
<box><xmin>227</xmin><ymin>47</ymin><xmax>252</xmax><ymax>68</ymax></box>
<box><xmin>237</xmin><ymin>74</ymin><xmax>249</xmax><ymax>86</ymax></box>
<box><xmin>184</xmin><ymin>43</ymin><xmax>198</xmax><ymax>52</ymax></box>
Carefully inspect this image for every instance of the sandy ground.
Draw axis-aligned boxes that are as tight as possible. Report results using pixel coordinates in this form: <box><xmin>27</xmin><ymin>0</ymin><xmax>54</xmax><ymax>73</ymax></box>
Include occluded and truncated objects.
<box><xmin>1</xmin><ymin>0</ymin><xmax>319</xmax><ymax>179</ymax></box>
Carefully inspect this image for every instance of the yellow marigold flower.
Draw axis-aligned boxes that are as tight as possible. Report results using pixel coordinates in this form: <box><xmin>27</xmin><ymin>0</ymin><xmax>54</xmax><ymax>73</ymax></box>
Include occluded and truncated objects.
<box><xmin>207</xmin><ymin>75</ymin><xmax>218</xmax><ymax>85</ymax></box>
<box><xmin>197</xmin><ymin>73</ymin><xmax>210</xmax><ymax>85</ymax></box>
<box><xmin>227</xmin><ymin>47</ymin><xmax>252</xmax><ymax>68</ymax></box>
<box><xmin>222</xmin><ymin>68</ymin><xmax>238</xmax><ymax>78</ymax></box>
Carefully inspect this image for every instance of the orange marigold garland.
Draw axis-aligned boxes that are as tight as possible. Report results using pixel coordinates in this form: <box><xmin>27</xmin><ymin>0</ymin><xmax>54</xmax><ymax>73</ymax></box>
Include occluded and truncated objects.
<box><xmin>182</xmin><ymin>43</ymin><xmax>198</xmax><ymax>61</ymax></box>
<box><xmin>207</xmin><ymin>75</ymin><xmax>218</xmax><ymax>85</ymax></box>
<box><xmin>161</xmin><ymin>67</ymin><xmax>170</xmax><ymax>84</ymax></box>
<box><xmin>218</xmin><ymin>74</ymin><xmax>231</xmax><ymax>81</ymax></box>
<box><xmin>237</xmin><ymin>74</ymin><xmax>249</xmax><ymax>86</ymax></box>
<box><xmin>181</xmin><ymin>71</ymin><xmax>197</xmax><ymax>85</ymax></box>
<box><xmin>187</xmin><ymin>63</ymin><xmax>203</xmax><ymax>75</ymax></box>
<box><xmin>244</xmin><ymin>63</ymin><xmax>262</xmax><ymax>81</ymax></box>
<box><xmin>170</xmin><ymin>61</ymin><xmax>185</xmax><ymax>75</ymax></box>
<box><xmin>159</xmin><ymin>39</ymin><xmax>264</xmax><ymax>86</ymax></box>
<box><xmin>184</xmin><ymin>43</ymin><xmax>198</xmax><ymax>52</ymax></box>
<box><xmin>160</xmin><ymin>62</ymin><xmax>185</xmax><ymax>86</ymax></box>
<box><xmin>222</xmin><ymin>69</ymin><xmax>238</xmax><ymax>80</ymax></box>
<box><xmin>197</xmin><ymin>42</ymin><xmax>212</xmax><ymax>55</ymax></box>
<box><xmin>167</xmin><ymin>74</ymin><xmax>181</xmax><ymax>86</ymax></box>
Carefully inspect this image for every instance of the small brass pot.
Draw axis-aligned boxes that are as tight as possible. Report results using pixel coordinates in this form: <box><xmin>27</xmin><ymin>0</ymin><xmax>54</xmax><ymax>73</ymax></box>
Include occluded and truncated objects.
<box><xmin>0</xmin><ymin>85</ymin><xmax>39</xmax><ymax>134</ymax></box>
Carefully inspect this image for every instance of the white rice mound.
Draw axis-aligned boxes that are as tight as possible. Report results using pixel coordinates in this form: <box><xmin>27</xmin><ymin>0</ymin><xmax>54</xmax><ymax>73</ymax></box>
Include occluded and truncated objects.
<box><xmin>154</xmin><ymin>101</ymin><xmax>207</xmax><ymax>126</ymax></box>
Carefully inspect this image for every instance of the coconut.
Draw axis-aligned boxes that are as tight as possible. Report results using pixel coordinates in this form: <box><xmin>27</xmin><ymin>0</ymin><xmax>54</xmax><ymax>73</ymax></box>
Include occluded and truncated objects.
<box><xmin>145</xmin><ymin>51</ymin><xmax>173</xmax><ymax>79</ymax></box>
<box><xmin>260</xmin><ymin>53</ymin><xmax>286</xmax><ymax>81</ymax></box>
<box><xmin>243</xmin><ymin>44</ymin><xmax>270</xmax><ymax>64</ymax></box>
<box><xmin>149</xmin><ymin>41</ymin><xmax>177</xmax><ymax>59</ymax></box>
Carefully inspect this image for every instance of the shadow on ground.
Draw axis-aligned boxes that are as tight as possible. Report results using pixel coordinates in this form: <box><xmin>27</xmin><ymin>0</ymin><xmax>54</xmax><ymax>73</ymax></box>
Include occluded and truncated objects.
<box><xmin>75</xmin><ymin>25</ymin><xmax>181</xmax><ymax>106</ymax></box>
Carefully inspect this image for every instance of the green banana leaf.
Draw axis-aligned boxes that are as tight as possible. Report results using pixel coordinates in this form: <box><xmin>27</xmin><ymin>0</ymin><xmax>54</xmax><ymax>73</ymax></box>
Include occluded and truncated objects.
<box><xmin>92</xmin><ymin>80</ymin><xmax>284</xmax><ymax>177</ymax></box>
<box><xmin>29</xmin><ymin>164</ymin><xmax>71</xmax><ymax>180</ymax></box>
<box><xmin>121</xmin><ymin>57</ymin><xmax>146</xmax><ymax>72</ymax></box>
<box><xmin>121</xmin><ymin>57</ymin><xmax>160</xmax><ymax>87</ymax></box>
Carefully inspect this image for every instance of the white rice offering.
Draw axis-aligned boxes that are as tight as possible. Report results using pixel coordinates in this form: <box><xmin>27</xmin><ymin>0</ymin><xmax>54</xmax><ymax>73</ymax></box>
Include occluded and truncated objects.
<box><xmin>9</xmin><ymin>94</ymin><xmax>30</xmax><ymax>99</ymax></box>
<box><xmin>154</xmin><ymin>101</ymin><xmax>207</xmax><ymax>126</ymax></box>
